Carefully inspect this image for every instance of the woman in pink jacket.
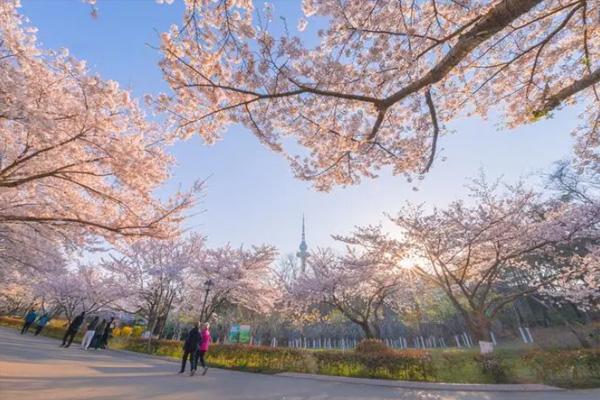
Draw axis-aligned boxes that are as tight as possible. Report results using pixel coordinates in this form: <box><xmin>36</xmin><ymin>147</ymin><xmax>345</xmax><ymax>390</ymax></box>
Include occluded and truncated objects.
<box><xmin>197</xmin><ymin>322</ymin><xmax>212</xmax><ymax>375</ymax></box>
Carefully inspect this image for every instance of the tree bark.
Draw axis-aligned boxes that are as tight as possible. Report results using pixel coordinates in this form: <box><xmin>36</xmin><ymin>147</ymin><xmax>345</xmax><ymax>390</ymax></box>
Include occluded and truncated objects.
<box><xmin>466</xmin><ymin>311</ymin><xmax>492</xmax><ymax>342</ymax></box>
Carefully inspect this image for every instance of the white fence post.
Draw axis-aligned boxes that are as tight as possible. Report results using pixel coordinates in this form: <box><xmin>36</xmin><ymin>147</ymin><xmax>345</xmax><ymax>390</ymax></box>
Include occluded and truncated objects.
<box><xmin>518</xmin><ymin>326</ymin><xmax>529</xmax><ymax>343</ymax></box>
<box><xmin>525</xmin><ymin>327</ymin><xmax>534</xmax><ymax>343</ymax></box>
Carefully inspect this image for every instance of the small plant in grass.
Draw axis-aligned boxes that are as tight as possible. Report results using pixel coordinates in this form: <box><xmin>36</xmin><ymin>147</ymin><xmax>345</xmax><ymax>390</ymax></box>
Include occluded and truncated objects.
<box><xmin>476</xmin><ymin>354</ymin><xmax>509</xmax><ymax>383</ymax></box>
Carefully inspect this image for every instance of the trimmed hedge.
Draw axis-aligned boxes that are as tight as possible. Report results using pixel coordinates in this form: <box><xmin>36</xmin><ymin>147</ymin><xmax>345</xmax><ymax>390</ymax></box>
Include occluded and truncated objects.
<box><xmin>355</xmin><ymin>338</ymin><xmax>389</xmax><ymax>355</ymax></box>
<box><xmin>112</xmin><ymin>338</ymin><xmax>434</xmax><ymax>380</ymax></box>
<box><xmin>522</xmin><ymin>348</ymin><xmax>600</xmax><ymax>387</ymax></box>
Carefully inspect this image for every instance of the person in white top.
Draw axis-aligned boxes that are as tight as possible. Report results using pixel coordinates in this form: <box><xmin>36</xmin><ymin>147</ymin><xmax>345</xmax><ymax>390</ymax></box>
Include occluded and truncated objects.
<box><xmin>81</xmin><ymin>316</ymin><xmax>99</xmax><ymax>350</ymax></box>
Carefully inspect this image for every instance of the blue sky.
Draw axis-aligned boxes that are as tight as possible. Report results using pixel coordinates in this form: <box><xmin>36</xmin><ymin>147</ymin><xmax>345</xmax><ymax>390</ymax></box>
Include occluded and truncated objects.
<box><xmin>21</xmin><ymin>0</ymin><xmax>578</xmax><ymax>257</ymax></box>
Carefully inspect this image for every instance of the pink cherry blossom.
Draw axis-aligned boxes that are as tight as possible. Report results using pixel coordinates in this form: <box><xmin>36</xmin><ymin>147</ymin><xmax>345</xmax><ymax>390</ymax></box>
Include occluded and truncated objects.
<box><xmin>158</xmin><ymin>0</ymin><xmax>599</xmax><ymax>190</ymax></box>
<box><xmin>0</xmin><ymin>0</ymin><xmax>200</xmax><ymax>254</ymax></box>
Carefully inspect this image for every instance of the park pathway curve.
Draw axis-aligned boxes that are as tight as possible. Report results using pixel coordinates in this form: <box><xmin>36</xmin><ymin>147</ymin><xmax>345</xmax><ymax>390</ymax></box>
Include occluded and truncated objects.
<box><xmin>0</xmin><ymin>327</ymin><xmax>599</xmax><ymax>400</ymax></box>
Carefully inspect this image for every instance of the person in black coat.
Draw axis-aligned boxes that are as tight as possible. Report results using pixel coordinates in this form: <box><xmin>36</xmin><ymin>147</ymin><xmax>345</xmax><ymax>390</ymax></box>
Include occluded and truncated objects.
<box><xmin>179</xmin><ymin>322</ymin><xmax>200</xmax><ymax>376</ymax></box>
<box><xmin>60</xmin><ymin>311</ymin><xmax>85</xmax><ymax>348</ymax></box>
<box><xmin>91</xmin><ymin>319</ymin><xmax>107</xmax><ymax>349</ymax></box>
<box><xmin>100</xmin><ymin>317</ymin><xmax>115</xmax><ymax>349</ymax></box>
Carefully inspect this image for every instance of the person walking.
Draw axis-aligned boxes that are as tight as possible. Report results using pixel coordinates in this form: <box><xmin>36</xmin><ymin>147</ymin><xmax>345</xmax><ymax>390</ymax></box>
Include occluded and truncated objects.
<box><xmin>21</xmin><ymin>309</ymin><xmax>37</xmax><ymax>334</ymax></box>
<box><xmin>179</xmin><ymin>322</ymin><xmax>200</xmax><ymax>376</ymax></box>
<box><xmin>81</xmin><ymin>316</ymin><xmax>99</xmax><ymax>350</ymax></box>
<box><xmin>198</xmin><ymin>322</ymin><xmax>212</xmax><ymax>376</ymax></box>
<box><xmin>91</xmin><ymin>319</ymin><xmax>107</xmax><ymax>349</ymax></box>
<box><xmin>61</xmin><ymin>311</ymin><xmax>85</xmax><ymax>347</ymax></box>
<box><xmin>34</xmin><ymin>314</ymin><xmax>50</xmax><ymax>336</ymax></box>
<box><xmin>100</xmin><ymin>317</ymin><xmax>115</xmax><ymax>349</ymax></box>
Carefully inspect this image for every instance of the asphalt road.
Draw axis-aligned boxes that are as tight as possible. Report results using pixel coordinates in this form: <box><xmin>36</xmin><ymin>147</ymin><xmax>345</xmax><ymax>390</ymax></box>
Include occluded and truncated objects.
<box><xmin>1</xmin><ymin>327</ymin><xmax>599</xmax><ymax>400</ymax></box>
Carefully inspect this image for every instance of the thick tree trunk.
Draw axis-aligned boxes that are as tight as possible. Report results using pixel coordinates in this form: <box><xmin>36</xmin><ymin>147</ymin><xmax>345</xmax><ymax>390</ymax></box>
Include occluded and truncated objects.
<box><xmin>359</xmin><ymin>321</ymin><xmax>377</xmax><ymax>339</ymax></box>
<box><xmin>153</xmin><ymin>312</ymin><xmax>168</xmax><ymax>338</ymax></box>
<box><xmin>371</xmin><ymin>320</ymin><xmax>383</xmax><ymax>339</ymax></box>
<box><xmin>357</xmin><ymin>320</ymin><xmax>383</xmax><ymax>339</ymax></box>
<box><xmin>362</xmin><ymin>323</ymin><xmax>375</xmax><ymax>339</ymax></box>
<box><xmin>466</xmin><ymin>312</ymin><xmax>492</xmax><ymax>343</ymax></box>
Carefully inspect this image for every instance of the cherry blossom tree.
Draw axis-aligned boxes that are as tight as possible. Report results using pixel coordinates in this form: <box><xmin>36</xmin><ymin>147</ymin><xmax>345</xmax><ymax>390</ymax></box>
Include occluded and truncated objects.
<box><xmin>103</xmin><ymin>234</ymin><xmax>205</xmax><ymax>337</ymax></box>
<box><xmin>158</xmin><ymin>0</ymin><xmax>600</xmax><ymax>190</ymax></box>
<box><xmin>387</xmin><ymin>176</ymin><xmax>600</xmax><ymax>342</ymax></box>
<box><xmin>0</xmin><ymin>224</ymin><xmax>68</xmax><ymax>314</ymax></box>
<box><xmin>0</xmin><ymin>224</ymin><xmax>66</xmax><ymax>276</ymax></box>
<box><xmin>186</xmin><ymin>244</ymin><xmax>279</xmax><ymax>323</ymax></box>
<box><xmin>541</xmin><ymin>162</ymin><xmax>600</xmax><ymax>310</ymax></box>
<box><xmin>0</xmin><ymin>0</ymin><xmax>199</xmax><ymax>253</ymax></box>
<box><xmin>33</xmin><ymin>264</ymin><xmax>123</xmax><ymax>321</ymax></box>
<box><xmin>289</xmin><ymin>227</ymin><xmax>411</xmax><ymax>338</ymax></box>
<box><xmin>274</xmin><ymin>253</ymin><xmax>301</xmax><ymax>286</ymax></box>
<box><xmin>0</xmin><ymin>268</ymin><xmax>38</xmax><ymax>315</ymax></box>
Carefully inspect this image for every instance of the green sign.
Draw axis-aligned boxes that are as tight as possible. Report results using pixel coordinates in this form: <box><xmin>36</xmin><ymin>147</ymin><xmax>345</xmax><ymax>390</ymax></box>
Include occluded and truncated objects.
<box><xmin>239</xmin><ymin>325</ymin><xmax>251</xmax><ymax>344</ymax></box>
<box><xmin>228</xmin><ymin>324</ymin><xmax>251</xmax><ymax>343</ymax></box>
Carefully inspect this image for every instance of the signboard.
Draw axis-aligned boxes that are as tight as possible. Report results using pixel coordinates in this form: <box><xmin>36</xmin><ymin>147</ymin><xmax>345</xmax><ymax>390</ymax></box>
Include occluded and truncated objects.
<box><xmin>239</xmin><ymin>325</ymin><xmax>251</xmax><ymax>344</ymax></box>
<box><xmin>479</xmin><ymin>340</ymin><xmax>494</xmax><ymax>354</ymax></box>
<box><xmin>228</xmin><ymin>324</ymin><xmax>251</xmax><ymax>344</ymax></box>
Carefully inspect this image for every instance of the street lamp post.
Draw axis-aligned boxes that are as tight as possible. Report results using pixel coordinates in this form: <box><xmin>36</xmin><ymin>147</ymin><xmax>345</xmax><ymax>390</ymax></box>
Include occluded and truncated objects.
<box><xmin>200</xmin><ymin>279</ymin><xmax>213</xmax><ymax>323</ymax></box>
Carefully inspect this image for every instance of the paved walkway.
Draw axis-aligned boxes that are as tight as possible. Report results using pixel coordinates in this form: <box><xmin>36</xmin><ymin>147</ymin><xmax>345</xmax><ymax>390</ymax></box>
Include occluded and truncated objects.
<box><xmin>1</xmin><ymin>327</ymin><xmax>599</xmax><ymax>400</ymax></box>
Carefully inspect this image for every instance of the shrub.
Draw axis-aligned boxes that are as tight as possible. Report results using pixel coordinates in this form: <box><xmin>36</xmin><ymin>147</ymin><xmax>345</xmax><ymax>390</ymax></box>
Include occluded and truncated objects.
<box><xmin>0</xmin><ymin>315</ymin><xmax>22</xmax><ymax>328</ymax></box>
<box><xmin>319</xmin><ymin>348</ymin><xmax>434</xmax><ymax>381</ymax></box>
<box><xmin>522</xmin><ymin>348</ymin><xmax>600</xmax><ymax>385</ymax></box>
<box><xmin>120</xmin><ymin>326</ymin><xmax>133</xmax><ymax>337</ymax></box>
<box><xmin>132</xmin><ymin>326</ymin><xmax>144</xmax><ymax>337</ymax></box>
<box><xmin>110</xmin><ymin>338</ymin><xmax>434</xmax><ymax>381</ymax></box>
<box><xmin>476</xmin><ymin>354</ymin><xmax>509</xmax><ymax>383</ymax></box>
<box><xmin>207</xmin><ymin>344</ymin><xmax>316</xmax><ymax>373</ymax></box>
<box><xmin>355</xmin><ymin>339</ymin><xmax>389</xmax><ymax>355</ymax></box>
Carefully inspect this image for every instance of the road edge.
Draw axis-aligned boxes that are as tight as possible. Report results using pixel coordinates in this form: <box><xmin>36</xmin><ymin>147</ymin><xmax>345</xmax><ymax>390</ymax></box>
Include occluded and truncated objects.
<box><xmin>274</xmin><ymin>372</ymin><xmax>564</xmax><ymax>392</ymax></box>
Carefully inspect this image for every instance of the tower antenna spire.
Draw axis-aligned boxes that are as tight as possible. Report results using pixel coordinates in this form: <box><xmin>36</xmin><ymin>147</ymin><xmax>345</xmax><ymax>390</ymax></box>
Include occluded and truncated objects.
<box><xmin>297</xmin><ymin>214</ymin><xmax>308</xmax><ymax>274</ymax></box>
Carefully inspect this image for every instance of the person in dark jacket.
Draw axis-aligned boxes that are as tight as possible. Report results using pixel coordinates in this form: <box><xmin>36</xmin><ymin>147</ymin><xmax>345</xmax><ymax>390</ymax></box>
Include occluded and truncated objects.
<box><xmin>91</xmin><ymin>319</ymin><xmax>107</xmax><ymax>349</ymax></box>
<box><xmin>60</xmin><ymin>311</ymin><xmax>85</xmax><ymax>348</ymax></box>
<box><xmin>179</xmin><ymin>322</ymin><xmax>200</xmax><ymax>376</ymax></box>
<box><xmin>100</xmin><ymin>317</ymin><xmax>115</xmax><ymax>349</ymax></box>
<box><xmin>34</xmin><ymin>314</ymin><xmax>50</xmax><ymax>336</ymax></box>
<box><xmin>21</xmin><ymin>309</ymin><xmax>37</xmax><ymax>334</ymax></box>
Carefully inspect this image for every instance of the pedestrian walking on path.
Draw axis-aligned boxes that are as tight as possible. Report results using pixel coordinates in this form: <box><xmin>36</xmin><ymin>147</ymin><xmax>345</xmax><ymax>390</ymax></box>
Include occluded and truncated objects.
<box><xmin>61</xmin><ymin>311</ymin><xmax>86</xmax><ymax>348</ymax></box>
<box><xmin>91</xmin><ymin>319</ymin><xmax>107</xmax><ymax>349</ymax></box>
<box><xmin>100</xmin><ymin>317</ymin><xmax>115</xmax><ymax>349</ymax></box>
<box><xmin>21</xmin><ymin>309</ymin><xmax>37</xmax><ymax>334</ymax></box>
<box><xmin>81</xmin><ymin>316</ymin><xmax>99</xmax><ymax>350</ymax></box>
<box><xmin>179</xmin><ymin>322</ymin><xmax>200</xmax><ymax>376</ymax></box>
<box><xmin>34</xmin><ymin>314</ymin><xmax>50</xmax><ymax>336</ymax></box>
<box><xmin>198</xmin><ymin>322</ymin><xmax>212</xmax><ymax>376</ymax></box>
